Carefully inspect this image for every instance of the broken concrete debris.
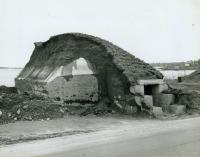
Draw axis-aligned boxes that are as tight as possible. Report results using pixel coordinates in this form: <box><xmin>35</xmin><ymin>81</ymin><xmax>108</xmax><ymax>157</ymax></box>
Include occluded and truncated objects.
<box><xmin>17</xmin><ymin>109</ymin><xmax>21</xmax><ymax>115</ymax></box>
<box><xmin>177</xmin><ymin>91</ymin><xmax>200</xmax><ymax>110</ymax></box>
<box><xmin>168</xmin><ymin>105</ymin><xmax>186</xmax><ymax>115</ymax></box>
<box><xmin>152</xmin><ymin>107</ymin><xmax>164</xmax><ymax>118</ymax></box>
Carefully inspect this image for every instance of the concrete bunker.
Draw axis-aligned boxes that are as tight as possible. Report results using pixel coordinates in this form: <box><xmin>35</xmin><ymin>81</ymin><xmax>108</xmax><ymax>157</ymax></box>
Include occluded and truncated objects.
<box><xmin>15</xmin><ymin>33</ymin><xmax>165</xmax><ymax>114</ymax></box>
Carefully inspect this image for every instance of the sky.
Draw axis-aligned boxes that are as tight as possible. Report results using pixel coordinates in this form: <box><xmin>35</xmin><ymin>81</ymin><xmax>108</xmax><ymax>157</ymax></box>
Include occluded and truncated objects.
<box><xmin>0</xmin><ymin>0</ymin><xmax>200</xmax><ymax>67</ymax></box>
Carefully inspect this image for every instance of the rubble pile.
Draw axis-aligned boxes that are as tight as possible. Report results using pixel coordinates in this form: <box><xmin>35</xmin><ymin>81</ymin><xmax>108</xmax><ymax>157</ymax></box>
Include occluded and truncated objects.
<box><xmin>0</xmin><ymin>85</ymin><xmax>17</xmax><ymax>94</ymax></box>
<box><xmin>0</xmin><ymin>86</ymin><xmax>115</xmax><ymax>124</ymax></box>
<box><xmin>79</xmin><ymin>98</ymin><xmax>113</xmax><ymax>116</ymax></box>
<box><xmin>162</xmin><ymin>87</ymin><xmax>200</xmax><ymax>113</ymax></box>
<box><xmin>0</xmin><ymin>93</ymin><xmax>66</xmax><ymax>124</ymax></box>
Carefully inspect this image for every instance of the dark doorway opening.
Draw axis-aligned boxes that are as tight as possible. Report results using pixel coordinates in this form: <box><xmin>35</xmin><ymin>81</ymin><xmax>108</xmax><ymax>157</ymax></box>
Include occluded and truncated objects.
<box><xmin>144</xmin><ymin>85</ymin><xmax>153</xmax><ymax>95</ymax></box>
<box><xmin>144</xmin><ymin>84</ymin><xmax>159</xmax><ymax>95</ymax></box>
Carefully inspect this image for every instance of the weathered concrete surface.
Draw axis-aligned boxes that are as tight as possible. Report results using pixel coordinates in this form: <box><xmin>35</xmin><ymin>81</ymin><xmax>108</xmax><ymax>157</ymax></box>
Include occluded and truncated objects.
<box><xmin>15</xmin><ymin>79</ymin><xmax>48</xmax><ymax>96</ymax></box>
<box><xmin>47</xmin><ymin>75</ymin><xmax>98</xmax><ymax>102</ymax></box>
<box><xmin>137</xmin><ymin>79</ymin><xmax>164</xmax><ymax>85</ymax></box>
<box><xmin>130</xmin><ymin>83</ymin><xmax>168</xmax><ymax>95</ymax></box>
<box><xmin>144</xmin><ymin>95</ymin><xmax>153</xmax><ymax>107</ymax></box>
<box><xmin>154</xmin><ymin>93</ymin><xmax>175</xmax><ymax>108</ymax></box>
<box><xmin>130</xmin><ymin>85</ymin><xmax>144</xmax><ymax>95</ymax></box>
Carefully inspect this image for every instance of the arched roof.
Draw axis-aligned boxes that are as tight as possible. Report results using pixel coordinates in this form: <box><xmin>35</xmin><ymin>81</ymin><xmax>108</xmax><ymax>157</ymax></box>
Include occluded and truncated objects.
<box><xmin>17</xmin><ymin>33</ymin><xmax>163</xmax><ymax>85</ymax></box>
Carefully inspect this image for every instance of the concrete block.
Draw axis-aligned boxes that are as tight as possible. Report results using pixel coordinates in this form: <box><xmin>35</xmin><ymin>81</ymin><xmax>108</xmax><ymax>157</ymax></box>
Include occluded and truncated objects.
<box><xmin>129</xmin><ymin>86</ymin><xmax>135</xmax><ymax>94</ymax></box>
<box><xmin>168</xmin><ymin>105</ymin><xmax>186</xmax><ymax>115</ymax></box>
<box><xmin>152</xmin><ymin>106</ymin><xmax>163</xmax><ymax>118</ymax></box>
<box><xmin>144</xmin><ymin>95</ymin><xmax>153</xmax><ymax>107</ymax></box>
<box><xmin>154</xmin><ymin>93</ymin><xmax>175</xmax><ymax>107</ymax></box>
<box><xmin>134</xmin><ymin>96</ymin><xmax>142</xmax><ymax>106</ymax></box>
<box><xmin>130</xmin><ymin>85</ymin><xmax>144</xmax><ymax>95</ymax></box>
<box><xmin>137</xmin><ymin>79</ymin><xmax>164</xmax><ymax>85</ymax></box>
<box><xmin>157</xmin><ymin>83</ymin><xmax>168</xmax><ymax>93</ymax></box>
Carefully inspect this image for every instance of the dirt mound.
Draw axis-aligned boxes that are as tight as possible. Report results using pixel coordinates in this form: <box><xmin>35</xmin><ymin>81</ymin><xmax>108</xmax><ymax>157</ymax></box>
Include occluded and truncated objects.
<box><xmin>184</xmin><ymin>68</ymin><xmax>200</xmax><ymax>83</ymax></box>
<box><xmin>0</xmin><ymin>93</ymin><xmax>66</xmax><ymax>124</ymax></box>
<box><xmin>0</xmin><ymin>86</ymin><xmax>17</xmax><ymax>94</ymax></box>
<box><xmin>18</xmin><ymin>33</ymin><xmax>163</xmax><ymax>87</ymax></box>
<box><xmin>0</xmin><ymin>87</ymin><xmax>115</xmax><ymax>124</ymax></box>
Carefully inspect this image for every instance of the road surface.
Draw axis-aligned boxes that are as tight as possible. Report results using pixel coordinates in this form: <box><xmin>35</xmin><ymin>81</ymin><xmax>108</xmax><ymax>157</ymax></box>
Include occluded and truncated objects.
<box><xmin>0</xmin><ymin>117</ymin><xmax>200</xmax><ymax>157</ymax></box>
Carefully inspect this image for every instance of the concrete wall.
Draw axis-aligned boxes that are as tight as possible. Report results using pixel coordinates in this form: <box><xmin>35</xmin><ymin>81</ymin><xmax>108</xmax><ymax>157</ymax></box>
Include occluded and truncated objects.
<box><xmin>15</xmin><ymin>78</ymin><xmax>48</xmax><ymax>96</ymax></box>
<box><xmin>47</xmin><ymin>74</ymin><xmax>98</xmax><ymax>102</ymax></box>
<box><xmin>154</xmin><ymin>93</ymin><xmax>175</xmax><ymax>108</ymax></box>
<box><xmin>130</xmin><ymin>85</ymin><xmax>144</xmax><ymax>95</ymax></box>
<box><xmin>107</xmin><ymin>66</ymin><xmax>128</xmax><ymax>108</ymax></box>
<box><xmin>129</xmin><ymin>79</ymin><xmax>169</xmax><ymax>109</ymax></box>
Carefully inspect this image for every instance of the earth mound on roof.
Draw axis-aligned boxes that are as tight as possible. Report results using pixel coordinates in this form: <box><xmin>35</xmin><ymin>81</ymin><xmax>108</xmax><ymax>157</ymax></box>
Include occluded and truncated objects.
<box><xmin>17</xmin><ymin>33</ymin><xmax>163</xmax><ymax>85</ymax></box>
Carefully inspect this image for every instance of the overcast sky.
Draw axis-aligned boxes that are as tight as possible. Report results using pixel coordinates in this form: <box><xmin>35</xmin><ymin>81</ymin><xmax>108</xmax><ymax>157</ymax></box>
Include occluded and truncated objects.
<box><xmin>0</xmin><ymin>0</ymin><xmax>200</xmax><ymax>67</ymax></box>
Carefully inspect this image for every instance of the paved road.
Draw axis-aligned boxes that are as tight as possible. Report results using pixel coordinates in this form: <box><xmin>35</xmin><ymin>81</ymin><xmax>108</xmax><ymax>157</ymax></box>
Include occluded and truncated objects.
<box><xmin>39</xmin><ymin>122</ymin><xmax>200</xmax><ymax>157</ymax></box>
<box><xmin>1</xmin><ymin>117</ymin><xmax>200</xmax><ymax>157</ymax></box>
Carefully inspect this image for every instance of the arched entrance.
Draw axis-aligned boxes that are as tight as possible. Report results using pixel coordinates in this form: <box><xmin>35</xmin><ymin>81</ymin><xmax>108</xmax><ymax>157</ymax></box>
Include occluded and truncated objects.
<box><xmin>47</xmin><ymin>57</ymin><xmax>99</xmax><ymax>102</ymax></box>
<box><xmin>16</xmin><ymin>35</ymin><xmax>131</xmax><ymax>106</ymax></box>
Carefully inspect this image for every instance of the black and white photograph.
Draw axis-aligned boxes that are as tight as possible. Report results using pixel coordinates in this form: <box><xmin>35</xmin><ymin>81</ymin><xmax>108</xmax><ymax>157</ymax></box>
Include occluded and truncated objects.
<box><xmin>0</xmin><ymin>0</ymin><xmax>200</xmax><ymax>156</ymax></box>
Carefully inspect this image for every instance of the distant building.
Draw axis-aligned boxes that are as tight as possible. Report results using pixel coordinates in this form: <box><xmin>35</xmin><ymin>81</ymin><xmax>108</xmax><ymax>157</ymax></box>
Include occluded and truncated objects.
<box><xmin>154</xmin><ymin>66</ymin><xmax>163</xmax><ymax>71</ymax></box>
<box><xmin>185</xmin><ymin>63</ymin><xmax>190</xmax><ymax>67</ymax></box>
